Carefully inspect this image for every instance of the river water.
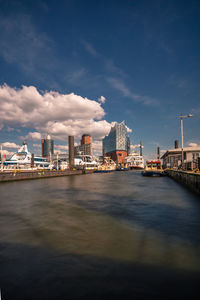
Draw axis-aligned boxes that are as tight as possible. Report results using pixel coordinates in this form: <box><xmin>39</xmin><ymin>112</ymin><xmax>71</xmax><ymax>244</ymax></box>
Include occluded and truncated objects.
<box><xmin>0</xmin><ymin>171</ymin><xmax>200</xmax><ymax>299</ymax></box>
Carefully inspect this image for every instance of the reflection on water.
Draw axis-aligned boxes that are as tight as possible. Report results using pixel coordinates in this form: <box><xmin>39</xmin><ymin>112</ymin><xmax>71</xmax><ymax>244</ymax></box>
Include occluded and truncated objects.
<box><xmin>0</xmin><ymin>171</ymin><xmax>200</xmax><ymax>299</ymax></box>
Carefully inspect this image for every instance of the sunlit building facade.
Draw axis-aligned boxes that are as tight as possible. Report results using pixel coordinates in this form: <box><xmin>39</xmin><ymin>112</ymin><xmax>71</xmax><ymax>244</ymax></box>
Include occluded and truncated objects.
<box><xmin>103</xmin><ymin>121</ymin><xmax>130</xmax><ymax>163</ymax></box>
<box><xmin>74</xmin><ymin>134</ymin><xmax>92</xmax><ymax>156</ymax></box>
<box><xmin>161</xmin><ymin>146</ymin><xmax>200</xmax><ymax>170</ymax></box>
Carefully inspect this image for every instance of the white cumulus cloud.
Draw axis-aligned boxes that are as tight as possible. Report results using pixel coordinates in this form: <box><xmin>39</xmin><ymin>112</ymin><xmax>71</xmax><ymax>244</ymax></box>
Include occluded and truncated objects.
<box><xmin>55</xmin><ymin>145</ymin><xmax>68</xmax><ymax>150</ymax></box>
<box><xmin>131</xmin><ymin>144</ymin><xmax>144</xmax><ymax>149</ymax></box>
<box><xmin>0</xmin><ymin>84</ymin><xmax>112</xmax><ymax>141</ymax></box>
<box><xmin>1</xmin><ymin>142</ymin><xmax>20</xmax><ymax>149</ymax></box>
<box><xmin>188</xmin><ymin>142</ymin><xmax>199</xmax><ymax>147</ymax></box>
<box><xmin>98</xmin><ymin>96</ymin><xmax>106</xmax><ymax>104</ymax></box>
<box><xmin>23</xmin><ymin>132</ymin><xmax>42</xmax><ymax>140</ymax></box>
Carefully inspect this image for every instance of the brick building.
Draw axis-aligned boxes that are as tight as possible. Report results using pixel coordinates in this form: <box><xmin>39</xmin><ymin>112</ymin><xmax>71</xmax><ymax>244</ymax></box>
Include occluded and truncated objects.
<box><xmin>74</xmin><ymin>134</ymin><xmax>92</xmax><ymax>156</ymax></box>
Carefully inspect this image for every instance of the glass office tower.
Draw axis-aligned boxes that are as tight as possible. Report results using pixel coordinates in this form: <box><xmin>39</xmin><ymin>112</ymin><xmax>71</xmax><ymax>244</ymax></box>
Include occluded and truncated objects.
<box><xmin>42</xmin><ymin>135</ymin><xmax>54</xmax><ymax>157</ymax></box>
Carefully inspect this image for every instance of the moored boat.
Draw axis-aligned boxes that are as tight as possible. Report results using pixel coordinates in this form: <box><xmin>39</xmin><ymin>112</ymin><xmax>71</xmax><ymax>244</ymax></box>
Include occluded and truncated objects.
<box><xmin>95</xmin><ymin>157</ymin><xmax>116</xmax><ymax>173</ymax></box>
<box><xmin>3</xmin><ymin>142</ymin><xmax>50</xmax><ymax>169</ymax></box>
<box><xmin>74</xmin><ymin>154</ymin><xmax>98</xmax><ymax>170</ymax></box>
<box><xmin>125</xmin><ymin>151</ymin><xmax>144</xmax><ymax>170</ymax></box>
<box><xmin>116</xmin><ymin>163</ymin><xmax>129</xmax><ymax>171</ymax></box>
<box><xmin>142</xmin><ymin>160</ymin><xmax>165</xmax><ymax>176</ymax></box>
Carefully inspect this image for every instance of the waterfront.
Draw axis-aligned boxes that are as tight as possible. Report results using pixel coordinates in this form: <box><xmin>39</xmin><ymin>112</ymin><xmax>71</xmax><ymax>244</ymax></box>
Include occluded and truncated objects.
<box><xmin>0</xmin><ymin>171</ymin><xmax>200</xmax><ymax>299</ymax></box>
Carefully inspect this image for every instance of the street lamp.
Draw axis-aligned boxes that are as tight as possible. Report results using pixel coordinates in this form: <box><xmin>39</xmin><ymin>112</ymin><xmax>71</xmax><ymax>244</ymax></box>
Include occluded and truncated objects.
<box><xmin>179</xmin><ymin>114</ymin><xmax>193</xmax><ymax>169</ymax></box>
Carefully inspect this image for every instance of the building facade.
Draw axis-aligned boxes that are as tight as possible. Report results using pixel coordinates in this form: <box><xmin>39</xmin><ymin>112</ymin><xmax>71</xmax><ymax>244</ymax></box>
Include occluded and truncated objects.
<box><xmin>102</xmin><ymin>121</ymin><xmax>130</xmax><ymax>164</ymax></box>
<box><xmin>81</xmin><ymin>134</ymin><xmax>91</xmax><ymax>146</ymax></box>
<box><xmin>74</xmin><ymin>134</ymin><xmax>92</xmax><ymax>156</ymax></box>
<box><xmin>161</xmin><ymin>146</ymin><xmax>200</xmax><ymax>170</ymax></box>
<box><xmin>41</xmin><ymin>135</ymin><xmax>54</xmax><ymax>158</ymax></box>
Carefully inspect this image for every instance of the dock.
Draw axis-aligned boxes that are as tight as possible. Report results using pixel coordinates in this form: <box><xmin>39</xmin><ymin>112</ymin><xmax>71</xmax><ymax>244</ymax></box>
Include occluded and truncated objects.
<box><xmin>0</xmin><ymin>169</ymin><xmax>94</xmax><ymax>183</ymax></box>
<box><xmin>166</xmin><ymin>170</ymin><xmax>200</xmax><ymax>195</ymax></box>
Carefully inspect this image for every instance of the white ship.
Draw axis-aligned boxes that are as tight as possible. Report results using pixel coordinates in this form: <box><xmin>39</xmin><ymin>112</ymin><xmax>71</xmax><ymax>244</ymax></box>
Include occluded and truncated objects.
<box><xmin>95</xmin><ymin>157</ymin><xmax>116</xmax><ymax>173</ymax></box>
<box><xmin>125</xmin><ymin>151</ymin><xmax>144</xmax><ymax>169</ymax></box>
<box><xmin>74</xmin><ymin>155</ymin><xmax>99</xmax><ymax>170</ymax></box>
<box><xmin>3</xmin><ymin>142</ymin><xmax>50</xmax><ymax>169</ymax></box>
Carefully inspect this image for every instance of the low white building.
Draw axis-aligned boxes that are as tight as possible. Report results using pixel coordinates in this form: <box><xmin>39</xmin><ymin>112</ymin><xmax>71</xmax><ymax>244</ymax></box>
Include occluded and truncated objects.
<box><xmin>161</xmin><ymin>146</ymin><xmax>200</xmax><ymax>170</ymax></box>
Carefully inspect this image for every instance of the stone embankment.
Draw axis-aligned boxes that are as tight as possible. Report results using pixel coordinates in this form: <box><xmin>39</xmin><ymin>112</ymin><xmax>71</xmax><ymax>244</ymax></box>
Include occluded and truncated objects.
<box><xmin>0</xmin><ymin>169</ymin><xmax>93</xmax><ymax>183</ymax></box>
<box><xmin>166</xmin><ymin>170</ymin><xmax>200</xmax><ymax>195</ymax></box>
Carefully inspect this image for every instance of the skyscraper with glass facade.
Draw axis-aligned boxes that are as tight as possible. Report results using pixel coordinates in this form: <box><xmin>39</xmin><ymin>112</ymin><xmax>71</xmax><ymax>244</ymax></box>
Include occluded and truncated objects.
<box><xmin>41</xmin><ymin>135</ymin><xmax>54</xmax><ymax>158</ymax></box>
<box><xmin>103</xmin><ymin>121</ymin><xmax>130</xmax><ymax>163</ymax></box>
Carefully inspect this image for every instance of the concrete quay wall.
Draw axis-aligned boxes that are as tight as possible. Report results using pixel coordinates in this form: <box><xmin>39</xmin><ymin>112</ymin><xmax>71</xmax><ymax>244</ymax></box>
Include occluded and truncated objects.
<box><xmin>0</xmin><ymin>169</ymin><xmax>93</xmax><ymax>183</ymax></box>
<box><xmin>167</xmin><ymin>170</ymin><xmax>200</xmax><ymax>195</ymax></box>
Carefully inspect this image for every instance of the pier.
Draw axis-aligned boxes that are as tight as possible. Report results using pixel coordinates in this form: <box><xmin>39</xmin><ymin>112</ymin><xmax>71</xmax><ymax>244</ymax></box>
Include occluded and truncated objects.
<box><xmin>0</xmin><ymin>169</ymin><xmax>94</xmax><ymax>182</ymax></box>
<box><xmin>166</xmin><ymin>170</ymin><xmax>200</xmax><ymax>195</ymax></box>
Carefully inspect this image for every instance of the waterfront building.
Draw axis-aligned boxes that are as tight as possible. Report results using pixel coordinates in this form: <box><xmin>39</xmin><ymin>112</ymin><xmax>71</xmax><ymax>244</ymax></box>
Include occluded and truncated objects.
<box><xmin>102</xmin><ymin>121</ymin><xmax>130</xmax><ymax>164</ymax></box>
<box><xmin>161</xmin><ymin>141</ymin><xmax>200</xmax><ymax>170</ymax></box>
<box><xmin>41</xmin><ymin>135</ymin><xmax>54</xmax><ymax>158</ymax></box>
<box><xmin>74</xmin><ymin>134</ymin><xmax>92</xmax><ymax>156</ymax></box>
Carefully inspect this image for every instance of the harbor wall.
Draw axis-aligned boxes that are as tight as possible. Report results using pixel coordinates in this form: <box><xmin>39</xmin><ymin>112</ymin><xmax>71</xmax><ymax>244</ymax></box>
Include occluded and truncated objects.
<box><xmin>0</xmin><ymin>169</ymin><xmax>93</xmax><ymax>183</ymax></box>
<box><xmin>167</xmin><ymin>170</ymin><xmax>200</xmax><ymax>195</ymax></box>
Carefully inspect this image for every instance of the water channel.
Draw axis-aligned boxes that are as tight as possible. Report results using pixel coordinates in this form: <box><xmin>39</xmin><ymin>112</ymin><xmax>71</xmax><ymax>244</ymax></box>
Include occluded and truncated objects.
<box><xmin>0</xmin><ymin>171</ymin><xmax>200</xmax><ymax>299</ymax></box>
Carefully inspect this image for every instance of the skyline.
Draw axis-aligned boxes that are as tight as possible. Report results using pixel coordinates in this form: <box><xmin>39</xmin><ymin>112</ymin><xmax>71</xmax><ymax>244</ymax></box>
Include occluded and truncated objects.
<box><xmin>0</xmin><ymin>0</ymin><xmax>200</xmax><ymax>159</ymax></box>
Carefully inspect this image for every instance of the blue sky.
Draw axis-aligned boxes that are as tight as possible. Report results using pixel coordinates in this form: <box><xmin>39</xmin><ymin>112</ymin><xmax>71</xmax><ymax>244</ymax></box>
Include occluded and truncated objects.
<box><xmin>0</xmin><ymin>0</ymin><xmax>199</xmax><ymax>159</ymax></box>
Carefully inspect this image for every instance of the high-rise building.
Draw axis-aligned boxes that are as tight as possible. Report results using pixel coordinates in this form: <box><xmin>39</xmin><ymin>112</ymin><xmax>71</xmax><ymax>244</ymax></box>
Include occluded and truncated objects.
<box><xmin>75</xmin><ymin>134</ymin><xmax>92</xmax><ymax>156</ymax></box>
<box><xmin>41</xmin><ymin>138</ymin><xmax>44</xmax><ymax>157</ymax></box>
<box><xmin>81</xmin><ymin>134</ymin><xmax>91</xmax><ymax>145</ymax></box>
<box><xmin>41</xmin><ymin>135</ymin><xmax>54</xmax><ymax>158</ymax></box>
<box><xmin>68</xmin><ymin>136</ymin><xmax>74</xmax><ymax>167</ymax></box>
<box><xmin>103</xmin><ymin>121</ymin><xmax>130</xmax><ymax>163</ymax></box>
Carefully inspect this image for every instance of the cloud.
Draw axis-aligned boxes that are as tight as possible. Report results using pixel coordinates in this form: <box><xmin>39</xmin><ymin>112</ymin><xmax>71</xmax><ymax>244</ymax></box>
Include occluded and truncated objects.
<box><xmin>0</xmin><ymin>84</ymin><xmax>112</xmax><ymax>141</ymax></box>
<box><xmin>131</xmin><ymin>144</ymin><xmax>144</xmax><ymax>149</ymax></box>
<box><xmin>125</xmin><ymin>125</ymin><xmax>132</xmax><ymax>133</ymax></box>
<box><xmin>54</xmin><ymin>150</ymin><xmax>66</xmax><ymax>155</ymax></box>
<box><xmin>188</xmin><ymin>142</ymin><xmax>199</xmax><ymax>147</ymax></box>
<box><xmin>55</xmin><ymin>145</ymin><xmax>68</xmax><ymax>151</ymax></box>
<box><xmin>104</xmin><ymin>59</ymin><xmax>127</xmax><ymax>77</ymax></box>
<box><xmin>22</xmin><ymin>132</ymin><xmax>42</xmax><ymax>140</ymax></box>
<box><xmin>67</xmin><ymin>68</ymin><xmax>87</xmax><ymax>85</ymax></box>
<box><xmin>81</xmin><ymin>40</ymin><xmax>100</xmax><ymax>58</ymax></box>
<box><xmin>98</xmin><ymin>96</ymin><xmax>106</xmax><ymax>104</ymax></box>
<box><xmin>1</xmin><ymin>142</ymin><xmax>20</xmax><ymax>149</ymax></box>
<box><xmin>92</xmin><ymin>140</ymin><xmax>103</xmax><ymax>156</ymax></box>
<box><xmin>0</xmin><ymin>14</ymin><xmax>53</xmax><ymax>74</ymax></box>
<box><xmin>33</xmin><ymin>144</ymin><xmax>41</xmax><ymax>148</ymax></box>
<box><xmin>168</xmin><ymin>74</ymin><xmax>189</xmax><ymax>89</ymax></box>
<box><xmin>107</xmin><ymin>77</ymin><xmax>158</xmax><ymax>106</ymax></box>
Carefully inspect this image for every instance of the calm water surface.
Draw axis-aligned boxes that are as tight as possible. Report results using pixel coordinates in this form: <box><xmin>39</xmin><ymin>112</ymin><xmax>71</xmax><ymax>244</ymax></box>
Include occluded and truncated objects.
<box><xmin>0</xmin><ymin>171</ymin><xmax>200</xmax><ymax>299</ymax></box>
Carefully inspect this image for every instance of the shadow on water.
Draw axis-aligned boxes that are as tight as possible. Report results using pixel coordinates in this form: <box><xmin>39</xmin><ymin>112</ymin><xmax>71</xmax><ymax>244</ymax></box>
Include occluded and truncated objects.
<box><xmin>0</xmin><ymin>242</ymin><xmax>199</xmax><ymax>300</ymax></box>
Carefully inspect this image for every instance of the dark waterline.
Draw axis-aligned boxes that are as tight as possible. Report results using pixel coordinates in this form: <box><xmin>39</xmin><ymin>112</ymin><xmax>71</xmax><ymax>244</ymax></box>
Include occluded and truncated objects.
<box><xmin>0</xmin><ymin>171</ymin><xmax>200</xmax><ymax>299</ymax></box>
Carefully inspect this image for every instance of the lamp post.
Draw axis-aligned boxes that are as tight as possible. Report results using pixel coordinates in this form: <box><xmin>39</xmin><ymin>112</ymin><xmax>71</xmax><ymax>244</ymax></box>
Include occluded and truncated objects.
<box><xmin>179</xmin><ymin>114</ymin><xmax>193</xmax><ymax>169</ymax></box>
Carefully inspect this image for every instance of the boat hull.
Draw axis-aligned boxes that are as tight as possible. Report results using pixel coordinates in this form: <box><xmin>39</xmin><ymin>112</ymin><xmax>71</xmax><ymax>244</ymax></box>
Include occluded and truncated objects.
<box><xmin>130</xmin><ymin>166</ymin><xmax>144</xmax><ymax>170</ymax></box>
<box><xmin>142</xmin><ymin>171</ymin><xmax>165</xmax><ymax>177</ymax></box>
<box><xmin>95</xmin><ymin>170</ymin><xmax>115</xmax><ymax>173</ymax></box>
<box><xmin>116</xmin><ymin>168</ymin><xmax>129</xmax><ymax>171</ymax></box>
